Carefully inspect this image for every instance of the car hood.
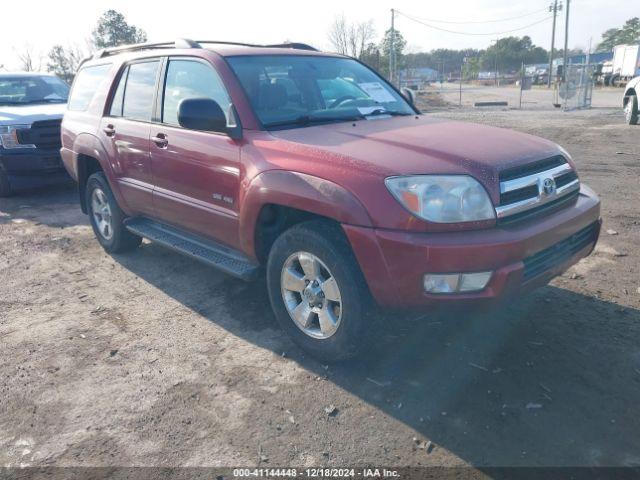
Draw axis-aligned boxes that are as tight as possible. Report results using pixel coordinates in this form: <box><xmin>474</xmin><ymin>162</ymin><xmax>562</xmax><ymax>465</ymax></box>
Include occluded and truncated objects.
<box><xmin>267</xmin><ymin>115</ymin><xmax>564</xmax><ymax>201</ymax></box>
<box><xmin>0</xmin><ymin>103</ymin><xmax>66</xmax><ymax>126</ymax></box>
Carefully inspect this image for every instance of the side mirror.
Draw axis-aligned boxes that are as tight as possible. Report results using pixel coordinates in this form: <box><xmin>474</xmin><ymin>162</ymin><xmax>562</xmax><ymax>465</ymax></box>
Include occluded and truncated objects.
<box><xmin>400</xmin><ymin>87</ymin><xmax>416</xmax><ymax>105</ymax></box>
<box><xmin>178</xmin><ymin>98</ymin><xmax>242</xmax><ymax>139</ymax></box>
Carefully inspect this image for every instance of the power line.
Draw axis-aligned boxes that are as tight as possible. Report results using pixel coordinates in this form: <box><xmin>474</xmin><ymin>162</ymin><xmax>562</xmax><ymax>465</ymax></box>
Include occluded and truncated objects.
<box><xmin>396</xmin><ymin>10</ymin><xmax>553</xmax><ymax>36</ymax></box>
<box><xmin>397</xmin><ymin>8</ymin><xmax>549</xmax><ymax>25</ymax></box>
<box><xmin>397</xmin><ymin>10</ymin><xmax>553</xmax><ymax>36</ymax></box>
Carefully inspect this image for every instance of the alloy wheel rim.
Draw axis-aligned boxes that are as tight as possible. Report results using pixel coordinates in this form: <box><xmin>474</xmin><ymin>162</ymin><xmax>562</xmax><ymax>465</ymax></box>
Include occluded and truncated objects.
<box><xmin>91</xmin><ymin>188</ymin><xmax>114</xmax><ymax>241</ymax></box>
<box><xmin>280</xmin><ymin>251</ymin><xmax>342</xmax><ymax>339</ymax></box>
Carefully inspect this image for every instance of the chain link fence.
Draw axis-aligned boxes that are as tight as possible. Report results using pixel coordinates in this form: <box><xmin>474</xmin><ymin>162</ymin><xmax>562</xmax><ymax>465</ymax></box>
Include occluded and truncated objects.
<box><xmin>557</xmin><ymin>64</ymin><xmax>595</xmax><ymax>111</ymax></box>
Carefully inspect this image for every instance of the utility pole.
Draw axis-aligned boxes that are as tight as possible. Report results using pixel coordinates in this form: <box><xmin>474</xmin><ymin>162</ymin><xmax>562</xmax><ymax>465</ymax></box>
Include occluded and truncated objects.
<box><xmin>390</xmin><ymin>8</ymin><xmax>395</xmax><ymax>85</ymax></box>
<box><xmin>519</xmin><ymin>61</ymin><xmax>525</xmax><ymax>109</ymax></box>
<box><xmin>562</xmin><ymin>0</ymin><xmax>571</xmax><ymax>83</ymax></box>
<box><xmin>493</xmin><ymin>38</ymin><xmax>499</xmax><ymax>86</ymax></box>
<box><xmin>459</xmin><ymin>72</ymin><xmax>462</xmax><ymax>105</ymax></box>
<box><xmin>547</xmin><ymin>0</ymin><xmax>562</xmax><ymax>87</ymax></box>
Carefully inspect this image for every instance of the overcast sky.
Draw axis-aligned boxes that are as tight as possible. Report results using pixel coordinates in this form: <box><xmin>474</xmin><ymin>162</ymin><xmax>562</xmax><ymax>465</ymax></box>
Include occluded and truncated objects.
<box><xmin>0</xmin><ymin>0</ymin><xmax>635</xmax><ymax>71</ymax></box>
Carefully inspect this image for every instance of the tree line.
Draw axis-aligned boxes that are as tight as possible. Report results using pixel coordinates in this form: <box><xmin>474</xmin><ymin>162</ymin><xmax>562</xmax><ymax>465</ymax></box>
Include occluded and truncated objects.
<box><xmin>15</xmin><ymin>10</ymin><xmax>147</xmax><ymax>82</ymax></box>
<box><xmin>328</xmin><ymin>15</ymin><xmax>640</xmax><ymax>79</ymax></box>
<box><xmin>597</xmin><ymin>17</ymin><xmax>640</xmax><ymax>52</ymax></box>
<box><xmin>330</xmin><ymin>23</ymin><xmax>557</xmax><ymax>79</ymax></box>
<box><xmin>13</xmin><ymin>11</ymin><xmax>640</xmax><ymax>83</ymax></box>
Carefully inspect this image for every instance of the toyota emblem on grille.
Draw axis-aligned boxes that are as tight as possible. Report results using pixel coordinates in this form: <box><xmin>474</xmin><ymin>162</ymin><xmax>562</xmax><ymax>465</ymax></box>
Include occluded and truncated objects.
<box><xmin>542</xmin><ymin>177</ymin><xmax>556</xmax><ymax>196</ymax></box>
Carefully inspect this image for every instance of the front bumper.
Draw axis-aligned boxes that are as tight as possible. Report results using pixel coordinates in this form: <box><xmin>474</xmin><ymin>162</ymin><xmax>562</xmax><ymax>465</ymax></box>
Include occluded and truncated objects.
<box><xmin>344</xmin><ymin>184</ymin><xmax>601</xmax><ymax>308</ymax></box>
<box><xmin>0</xmin><ymin>147</ymin><xmax>71</xmax><ymax>188</ymax></box>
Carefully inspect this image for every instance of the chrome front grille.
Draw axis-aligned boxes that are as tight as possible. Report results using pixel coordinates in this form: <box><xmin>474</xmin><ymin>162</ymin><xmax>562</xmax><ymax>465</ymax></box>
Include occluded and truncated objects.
<box><xmin>16</xmin><ymin>119</ymin><xmax>62</xmax><ymax>150</ymax></box>
<box><xmin>496</xmin><ymin>156</ymin><xmax>580</xmax><ymax>224</ymax></box>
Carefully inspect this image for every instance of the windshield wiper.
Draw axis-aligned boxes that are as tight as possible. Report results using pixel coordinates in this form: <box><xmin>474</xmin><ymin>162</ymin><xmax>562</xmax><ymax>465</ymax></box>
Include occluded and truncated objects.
<box><xmin>264</xmin><ymin>113</ymin><xmax>365</xmax><ymax>128</ymax></box>
<box><xmin>0</xmin><ymin>99</ymin><xmax>67</xmax><ymax>106</ymax></box>
<box><xmin>364</xmin><ymin>108</ymin><xmax>412</xmax><ymax>117</ymax></box>
<box><xmin>264</xmin><ymin>109</ymin><xmax>412</xmax><ymax>128</ymax></box>
<box><xmin>26</xmin><ymin>98</ymin><xmax>67</xmax><ymax>104</ymax></box>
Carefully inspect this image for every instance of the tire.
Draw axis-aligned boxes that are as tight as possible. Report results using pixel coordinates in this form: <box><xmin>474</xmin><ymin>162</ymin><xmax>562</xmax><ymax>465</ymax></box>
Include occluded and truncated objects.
<box><xmin>266</xmin><ymin>220</ymin><xmax>373</xmax><ymax>362</ymax></box>
<box><xmin>625</xmin><ymin>94</ymin><xmax>639</xmax><ymax>125</ymax></box>
<box><xmin>610</xmin><ymin>75</ymin><xmax>620</xmax><ymax>88</ymax></box>
<box><xmin>85</xmin><ymin>172</ymin><xmax>141</xmax><ymax>253</ymax></box>
<box><xmin>0</xmin><ymin>165</ymin><xmax>11</xmax><ymax>197</ymax></box>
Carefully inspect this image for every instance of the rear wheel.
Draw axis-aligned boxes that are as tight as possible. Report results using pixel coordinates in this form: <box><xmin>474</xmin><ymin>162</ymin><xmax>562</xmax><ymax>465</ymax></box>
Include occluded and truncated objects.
<box><xmin>624</xmin><ymin>94</ymin><xmax>639</xmax><ymax>125</ymax></box>
<box><xmin>86</xmin><ymin>172</ymin><xmax>141</xmax><ymax>253</ymax></box>
<box><xmin>0</xmin><ymin>165</ymin><xmax>12</xmax><ymax>197</ymax></box>
<box><xmin>267</xmin><ymin>220</ymin><xmax>373</xmax><ymax>362</ymax></box>
<box><xmin>611</xmin><ymin>75</ymin><xmax>620</xmax><ymax>88</ymax></box>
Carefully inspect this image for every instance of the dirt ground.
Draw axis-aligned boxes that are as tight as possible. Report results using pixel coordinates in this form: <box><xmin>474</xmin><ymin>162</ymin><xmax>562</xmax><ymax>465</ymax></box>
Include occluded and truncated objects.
<box><xmin>1</xmin><ymin>102</ymin><xmax>640</xmax><ymax>472</ymax></box>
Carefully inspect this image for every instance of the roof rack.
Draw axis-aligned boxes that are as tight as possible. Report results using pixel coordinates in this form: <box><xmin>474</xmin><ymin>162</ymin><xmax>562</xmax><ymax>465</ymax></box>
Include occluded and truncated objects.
<box><xmin>93</xmin><ymin>38</ymin><xmax>318</xmax><ymax>59</ymax></box>
<box><xmin>262</xmin><ymin>42</ymin><xmax>318</xmax><ymax>51</ymax></box>
<box><xmin>93</xmin><ymin>38</ymin><xmax>199</xmax><ymax>59</ymax></box>
<box><xmin>196</xmin><ymin>41</ymin><xmax>317</xmax><ymax>51</ymax></box>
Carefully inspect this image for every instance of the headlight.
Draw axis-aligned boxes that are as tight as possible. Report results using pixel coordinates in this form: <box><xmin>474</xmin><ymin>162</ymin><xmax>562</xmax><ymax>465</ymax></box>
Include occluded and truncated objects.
<box><xmin>385</xmin><ymin>175</ymin><xmax>495</xmax><ymax>223</ymax></box>
<box><xmin>557</xmin><ymin>146</ymin><xmax>573</xmax><ymax>162</ymax></box>
<box><xmin>0</xmin><ymin>125</ymin><xmax>35</xmax><ymax>149</ymax></box>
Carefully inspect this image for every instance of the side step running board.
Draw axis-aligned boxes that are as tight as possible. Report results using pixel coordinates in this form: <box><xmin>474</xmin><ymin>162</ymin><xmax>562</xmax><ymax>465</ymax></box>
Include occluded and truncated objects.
<box><xmin>125</xmin><ymin>218</ymin><xmax>260</xmax><ymax>281</ymax></box>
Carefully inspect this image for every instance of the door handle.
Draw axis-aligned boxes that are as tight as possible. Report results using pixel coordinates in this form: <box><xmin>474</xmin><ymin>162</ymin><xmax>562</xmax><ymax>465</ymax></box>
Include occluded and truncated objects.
<box><xmin>103</xmin><ymin>124</ymin><xmax>115</xmax><ymax>136</ymax></box>
<box><xmin>152</xmin><ymin>133</ymin><xmax>168</xmax><ymax>148</ymax></box>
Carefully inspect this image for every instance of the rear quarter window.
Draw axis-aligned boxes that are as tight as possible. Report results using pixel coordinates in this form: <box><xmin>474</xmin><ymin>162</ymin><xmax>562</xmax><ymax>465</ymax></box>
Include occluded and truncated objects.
<box><xmin>122</xmin><ymin>61</ymin><xmax>160</xmax><ymax>122</ymax></box>
<box><xmin>68</xmin><ymin>64</ymin><xmax>112</xmax><ymax>111</ymax></box>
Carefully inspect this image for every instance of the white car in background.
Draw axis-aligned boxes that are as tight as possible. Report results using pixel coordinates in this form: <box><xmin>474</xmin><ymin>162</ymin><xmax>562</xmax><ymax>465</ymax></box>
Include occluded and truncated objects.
<box><xmin>623</xmin><ymin>76</ymin><xmax>639</xmax><ymax>125</ymax></box>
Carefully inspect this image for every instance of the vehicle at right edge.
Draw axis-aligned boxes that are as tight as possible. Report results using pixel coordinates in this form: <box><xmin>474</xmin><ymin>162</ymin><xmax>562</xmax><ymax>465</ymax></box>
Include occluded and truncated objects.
<box><xmin>623</xmin><ymin>75</ymin><xmax>639</xmax><ymax>125</ymax></box>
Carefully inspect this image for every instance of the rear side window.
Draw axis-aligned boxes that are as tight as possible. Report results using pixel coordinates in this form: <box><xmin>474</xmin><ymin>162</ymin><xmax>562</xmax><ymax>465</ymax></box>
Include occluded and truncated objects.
<box><xmin>122</xmin><ymin>61</ymin><xmax>160</xmax><ymax>122</ymax></box>
<box><xmin>162</xmin><ymin>59</ymin><xmax>231</xmax><ymax>126</ymax></box>
<box><xmin>68</xmin><ymin>64</ymin><xmax>111</xmax><ymax>111</ymax></box>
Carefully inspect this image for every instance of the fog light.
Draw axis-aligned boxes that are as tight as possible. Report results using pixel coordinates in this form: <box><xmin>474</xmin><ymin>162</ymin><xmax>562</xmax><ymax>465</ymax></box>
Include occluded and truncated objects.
<box><xmin>423</xmin><ymin>272</ymin><xmax>492</xmax><ymax>294</ymax></box>
<box><xmin>423</xmin><ymin>274</ymin><xmax>460</xmax><ymax>293</ymax></box>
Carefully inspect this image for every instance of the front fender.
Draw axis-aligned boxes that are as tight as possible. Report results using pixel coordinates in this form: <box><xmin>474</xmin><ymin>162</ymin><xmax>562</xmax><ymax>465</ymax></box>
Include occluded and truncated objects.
<box><xmin>239</xmin><ymin>170</ymin><xmax>373</xmax><ymax>258</ymax></box>
<box><xmin>624</xmin><ymin>76</ymin><xmax>640</xmax><ymax>105</ymax></box>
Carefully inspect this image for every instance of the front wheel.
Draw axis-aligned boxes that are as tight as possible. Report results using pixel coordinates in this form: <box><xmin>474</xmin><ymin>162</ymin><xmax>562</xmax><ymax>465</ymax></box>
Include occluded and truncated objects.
<box><xmin>86</xmin><ymin>172</ymin><xmax>141</xmax><ymax>253</ymax></box>
<box><xmin>625</xmin><ymin>94</ymin><xmax>639</xmax><ymax>125</ymax></box>
<box><xmin>266</xmin><ymin>220</ymin><xmax>373</xmax><ymax>362</ymax></box>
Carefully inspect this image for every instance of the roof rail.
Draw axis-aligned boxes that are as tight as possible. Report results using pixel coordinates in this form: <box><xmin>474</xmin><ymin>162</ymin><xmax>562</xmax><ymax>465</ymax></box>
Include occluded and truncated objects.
<box><xmin>176</xmin><ymin>38</ymin><xmax>202</xmax><ymax>49</ymax></box>
<box><xmin>263</xmin><ymin>43</ymin><xmax>318</xmax><ymax>51</ymax></box>
<box><xmin>92</xmin><ymin>38</ymin><xmax>319</xmax><ymax>59</ymax></box>
<box><xmin>196</xmin><ymin>41</ymin><xmax>318</xmax><ymax>51</ymax></box>
<box><xmin>197</xmin><ymin>41</ymin><xmax>318</xmax><ymax>51</ymax></box>
<box><xmin>194</xmin><ymin>40</ymin><xmax>262</xmax><ymax>48</ymax></box>
<box><xmin>93</xmin><ymin>38</ymin><xmax>201</xmax><ymax>59</ymax></box>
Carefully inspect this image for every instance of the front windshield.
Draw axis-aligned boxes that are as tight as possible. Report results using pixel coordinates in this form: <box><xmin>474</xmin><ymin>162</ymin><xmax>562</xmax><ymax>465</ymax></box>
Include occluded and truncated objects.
<box><xmin>0</xmin><ymin>76</ymin><xmax>69</xmax><ymax>106</ymax></box>
<box><xmin>226</xmin><ymin>55</ymin><xmax>414</xmax><ymax>128</ymax></box>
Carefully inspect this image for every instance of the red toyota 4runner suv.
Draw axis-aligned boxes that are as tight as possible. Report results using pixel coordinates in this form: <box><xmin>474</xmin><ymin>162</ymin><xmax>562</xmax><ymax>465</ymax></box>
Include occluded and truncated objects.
<box><xmin>61</xmin><ymin>39</ymin><xmax>601</xmax><ymax>361</ymax></box>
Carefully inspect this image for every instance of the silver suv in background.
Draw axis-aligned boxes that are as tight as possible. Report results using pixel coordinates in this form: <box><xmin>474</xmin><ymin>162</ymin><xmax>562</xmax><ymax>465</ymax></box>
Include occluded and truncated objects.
<box><xmin>0</xmin><ymin>72</ymin><xmax>71</xmax><ymax>196</ymax></box>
